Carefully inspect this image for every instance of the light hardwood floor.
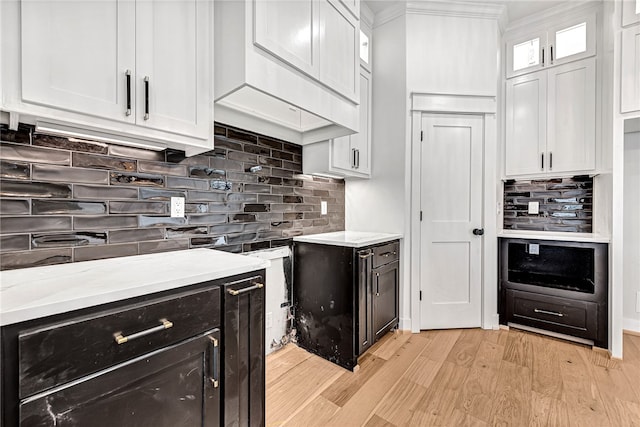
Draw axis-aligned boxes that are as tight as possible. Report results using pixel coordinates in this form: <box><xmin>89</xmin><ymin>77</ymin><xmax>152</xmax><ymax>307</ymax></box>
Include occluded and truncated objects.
<box><xmin>266</xmin><ymin>328</ymin><xmax>640</xmax><ymax>426</ymax></box>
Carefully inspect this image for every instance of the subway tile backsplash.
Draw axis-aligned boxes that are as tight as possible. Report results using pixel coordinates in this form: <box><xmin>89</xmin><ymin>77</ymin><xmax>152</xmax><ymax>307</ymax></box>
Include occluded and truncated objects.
<box><xmin>0</xmin><ymin>123</ymin><xmax>345</xmax><ymax>270</ymax></box>
<box><xmin>503</xmin><ymin>176</ymin><xmax>593</xmax><ymax>233</ymax></box>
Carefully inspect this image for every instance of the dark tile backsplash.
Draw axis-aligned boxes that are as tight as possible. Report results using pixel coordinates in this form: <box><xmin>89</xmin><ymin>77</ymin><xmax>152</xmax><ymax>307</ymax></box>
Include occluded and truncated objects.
<box><xmin>0</xmin><ymin>123</ymin><xmax>345</xmax><ymax>270</ymax></box>
<box><xmin>503</xmin><ymin>176</ymin><xmax>593</xmax><ymax>233</ymax></box>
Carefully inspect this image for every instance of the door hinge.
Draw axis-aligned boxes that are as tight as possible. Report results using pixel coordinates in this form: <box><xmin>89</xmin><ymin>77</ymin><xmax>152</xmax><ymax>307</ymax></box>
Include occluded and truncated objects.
<box><xmin>420</xmin><ymin>130</ymin><xmax>423</xmax><ymax>141</ymax></box>
<box><xmin>420</xmin><ymin>211</ymin><xmax>423</xmax><ymax>221</ymax></box>
<box><xmin>419</xmin><ymin>291</ymin><xmax>422</xmax><ymax>301</ymax></box>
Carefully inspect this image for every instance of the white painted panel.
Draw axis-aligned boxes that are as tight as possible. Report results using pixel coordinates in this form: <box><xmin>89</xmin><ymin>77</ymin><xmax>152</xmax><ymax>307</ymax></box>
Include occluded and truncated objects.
<box><xmin>254</xmin><ymin>0</ymin><xmax>318</xmax><ymax>78</ymax></box>
<box><xmin>622</xmin><ymin>0</ymin><xmax>640</xmax><ymax>27</ymax></box>
<box><xmin>428</xmin><ymin>125</ymin><xmax>472</xmax><ymax>222</ymax></box>
<box><xmin>331</xmin><ymin>135</ymin><xmax>353</xmax><ymax>171</ymax></box>
<box><xmin>429</xmin><ymin>242</ymin><xmax>471</xmax><ymax>304</ymax></box>
<box><xmin>21</xmin><ymin>0</ymin><xmax>135</xmax><ymax>122</ymax></box>
<box><xmin>319</xmin><ymin>0</ymin><xmax>358</xmax><ymax>100</ymax></box>
<box><xmin>505</xmin><ymin>31</ymin><xmax>546</xmax><ymax>78</ymax></box>
<box><xmin>136</xmin><ymin>0</ymin><xmax>210</xmax><ymax>138</ymax></box>
<box><xmin>547</xmin><ymin>58</ymin><xmax>596</xmax><ymax>173</ymax></box>
<box><xmin>621</xmin><ymin>27</ymin><xmax>640</xmax><ymax>113</ymax></box>
<box><xmin>547</xmin><ymin>13</ymin><xmax>596</xmax><ymax>67</ymax></box>
<box><xmin>505</xmin><ymin>71</ymin><xmax>547</xmax><ymax>176</ymax></box>
<box><xmin>407</xmin><ymin>14</ymin><xmax>499</xmax><ymax>96</ymax></box>
<box><xmin>623</xmin><ymin>131</ymin><xmax>640</xmax><ymax>332</ymax></box>
<box><xmin>351</xmin><ymin>71</ymin><xmax>371</xmax><ymax>174</ymax></box>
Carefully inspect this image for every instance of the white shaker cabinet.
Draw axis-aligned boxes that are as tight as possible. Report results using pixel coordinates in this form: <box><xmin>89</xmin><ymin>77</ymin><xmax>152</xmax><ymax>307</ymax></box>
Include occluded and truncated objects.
<box><xmin>303</xmin><ymin>69</ymin><xmax>371</xmax><ymax>178</ymax></box>
<box><xmin>2</xmin><ymin>0</ymin><xmax>213</xmax><ymax>156</ymax></box>
<box><xmin>20</xmin><ymin>0</ymin><xmax>136</xmax><ymax>124</ymax></box>
<box><xmin>621</xmin><ymin>26</ymin><xmax>640</xmax><ymax>113</ymax></box>
<box><xmin>505</xmin><ymin>58</ymin><xmax>596</xmax><ymax>177</ymax></box>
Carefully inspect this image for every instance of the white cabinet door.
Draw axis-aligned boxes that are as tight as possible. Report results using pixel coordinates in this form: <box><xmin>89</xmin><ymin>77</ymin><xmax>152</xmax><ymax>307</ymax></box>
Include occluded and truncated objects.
<box><xmin>331</xmin><ymin>135</ymin><xmax>353</xmax><ymax>172</ymax></box>
<box><xmin>505</xmin><ymin>71</ymin><xmax>547</xmax><ymax>176</ymax></box>
<box><xmin>253</xmin><ymin>0</ymin><xmax>319</xmax><ymax>78</ymax></box>
<box><xmin>622</xmin><ymin>0</ymin><xmax>640</xmax><ymax>27</ymax></box>
<box><xmin>350</xmin><ymin>71</ymin><xmax>370</xmax><ymax>174</ymax></box>
<box><xmin>21</xmin><ymin>0</ymin><xmax>135</xmax><ymax>122</ymax></box>
<box><xmin>621</xmin><ymin>26</ymin><xmax>640</xmax><ymax>113</ymax></box>
<box><xmin>136</xmin><ymin>0</ymin><xmax>210</xmax><ymax>138</ymax></box>
<box><xmin>547</xmin><ymin>14</ymin><xmax>596</xmax><ymax>68</ymax></box>
<box><xmin>319</xmin><ymin>0</ymin><xmax>358</xmax><ymax>101</ymax></box>
<box><xmin>547</xmin><ymin>58</ymin><xmax>596</xmax><ymax>173</ymax></box>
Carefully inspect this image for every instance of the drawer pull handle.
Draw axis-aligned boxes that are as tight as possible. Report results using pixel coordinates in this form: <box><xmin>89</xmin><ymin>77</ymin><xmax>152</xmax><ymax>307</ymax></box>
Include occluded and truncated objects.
<box><xmin>359</xmin><ymin>251</ymin><xmax>373</xmax><ymax>259</ymax></box>
<box><xmin>114</xmin><ymin>318</ymin><xmax>173</xmax><ymax>345</ymax></box>
<box><xmin>534</xmin><ymin>309</ymin><xmax>564</xmax><ymax>317</ymax></box>
<box><xmin>380</xmin><ymin>251</ymin><xmax>397</xmax><ymax>257</ymax></box>
<box><xmin>209</xmin><ymin>336</ymin><xmax>219</xmax><ymax>388</ymax></box>
<box><xmin>228</xmin><ymin>283</ymin><xmax>264</xmax><ymax>296</ymax></box>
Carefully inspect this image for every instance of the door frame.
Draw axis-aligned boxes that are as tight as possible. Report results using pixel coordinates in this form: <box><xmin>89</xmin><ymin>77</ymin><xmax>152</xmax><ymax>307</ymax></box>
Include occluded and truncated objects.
<box><xmin>409</xmin><ymin>93</ymin><xmax>499</xmax><ymax>332</ymax></box>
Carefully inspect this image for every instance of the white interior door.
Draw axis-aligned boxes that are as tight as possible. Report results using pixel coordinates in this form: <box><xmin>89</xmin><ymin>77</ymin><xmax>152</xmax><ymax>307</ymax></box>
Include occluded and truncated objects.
<box><xmin>420</xmin><ymin>114</ymin><xmax>483</xmax><ymax>329</ymax></box>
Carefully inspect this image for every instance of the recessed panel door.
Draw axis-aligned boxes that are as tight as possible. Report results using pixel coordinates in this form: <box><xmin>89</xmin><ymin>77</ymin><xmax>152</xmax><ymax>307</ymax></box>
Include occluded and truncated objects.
<box><xmin>135</xmin><ymin>0</ymin><xmax>210</xmax><ymax>138</ymax></box>
<box><xmin>21</xmin><ymin>0</ymin><xmax>135</xmax><ymax>122</ymax></box>
<box><xmin>420</xmin><ymin>114</ymin><xmax>483</xmax><ymax>329</ymax></box>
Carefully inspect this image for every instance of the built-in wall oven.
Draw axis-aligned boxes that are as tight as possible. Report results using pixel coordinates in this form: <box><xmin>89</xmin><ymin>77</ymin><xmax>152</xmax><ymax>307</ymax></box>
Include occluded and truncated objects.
<box><xmin>499</xmin><ymin>238</ymin><xmax>608</xmax><ymax>348</ymax></box>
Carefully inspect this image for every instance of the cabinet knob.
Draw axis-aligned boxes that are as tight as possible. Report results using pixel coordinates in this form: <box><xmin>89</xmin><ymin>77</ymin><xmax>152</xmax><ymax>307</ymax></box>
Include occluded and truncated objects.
<box><xmin>472</xmin><ymin>228</ymin><xmax>484</xmax><ymax>236</ymax></box>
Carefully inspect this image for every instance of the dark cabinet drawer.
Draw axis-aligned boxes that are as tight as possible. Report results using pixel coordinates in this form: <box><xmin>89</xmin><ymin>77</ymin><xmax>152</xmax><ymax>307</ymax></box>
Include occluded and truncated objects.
<box><xmin>373</xmin><ymin>260</ymin><xmax>399</xmax><ymax>341</ymax></box>
<box><xmin>18</xmin><ymin>285</ymin><xmax>221</xmax><ymax>399</ymax></box>
<box><xmin>505</xmin><ymin>289</ymin><xmax>598</xmax><ymax>341</ymax></box>
<box><xmin>372</xmin><ymin>241</ymin><xmax>399</xmax><ymax>268</ymax></box>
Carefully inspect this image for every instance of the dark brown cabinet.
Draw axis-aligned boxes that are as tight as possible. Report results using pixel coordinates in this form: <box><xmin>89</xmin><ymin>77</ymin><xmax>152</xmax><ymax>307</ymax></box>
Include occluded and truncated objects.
<box><xmin>1</xmin><ymin>270</ymin><xmax>266</xmax><ymax>427</ymax></box>
<box><xmin>294</xmin><ymin>240</ymin><xmax>400</xmax><ymax>371</ymax></box>
<box><xmin>222</xmin><ymin>275</ymin><xmax>265</xmax><ymax>427</ymax></box>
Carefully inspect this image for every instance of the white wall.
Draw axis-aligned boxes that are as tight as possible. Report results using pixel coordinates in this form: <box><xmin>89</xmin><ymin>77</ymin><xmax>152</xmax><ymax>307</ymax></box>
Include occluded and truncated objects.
<box><xmin>346</xmin><ymin>6</ymin><xmax>500</xmax><ymax>332</ymax></box>
<box><xmin>346</xmin><ymin>14</ymin><xmax>409</xmax><ymax>327</ymax></box>
<box><xmin>624</xmin><ymin>130</ymin><xmax>640</xmax><ymax>332</ymax></box>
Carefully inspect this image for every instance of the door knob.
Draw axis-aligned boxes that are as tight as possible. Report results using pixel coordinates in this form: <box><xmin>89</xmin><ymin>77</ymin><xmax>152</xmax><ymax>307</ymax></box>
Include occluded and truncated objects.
<box><xmin>472</xmin><ymin>228</ymin><xmax>484</xmax><ymax>236</ymax></box>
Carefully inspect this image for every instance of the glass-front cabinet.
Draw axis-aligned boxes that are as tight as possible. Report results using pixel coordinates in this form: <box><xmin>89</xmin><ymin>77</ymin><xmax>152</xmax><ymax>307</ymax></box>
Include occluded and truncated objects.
<box><xmin>506</xmin><ymin>12</ymin><xmax>596</xmax><ymax>78</ymax></box>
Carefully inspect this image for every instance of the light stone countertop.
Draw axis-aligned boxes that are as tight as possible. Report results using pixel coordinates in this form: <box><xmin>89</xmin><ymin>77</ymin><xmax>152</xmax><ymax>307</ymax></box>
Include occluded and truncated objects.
<box><xmin>293</xmin><ymin>231</ymin><xmax>403</xmax><ymax>248</ymax></box>
<box><xmin>0</xmin><ymin>248</ymin><xmax>270</xmax><ymax>326</ymax></box>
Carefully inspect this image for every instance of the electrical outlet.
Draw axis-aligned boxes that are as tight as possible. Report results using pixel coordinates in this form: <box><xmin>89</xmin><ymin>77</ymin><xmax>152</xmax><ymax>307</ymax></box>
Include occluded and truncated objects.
<box><xmin>528</xmin><ymin>243</ymin><xmax>539</xmax><ymax>255</ymax></box>
<box><xmin>321</xmin><ymin>201</ymin><xmax>327</xmax><ymax>215</ymax></box>
<box><xmin>266</xmin><ymin>312</ymin><xmax>273</xmax><ymax>329</ymax></box>
<box><xmin>528</xmin><ymin>201</ymin><xmax>539</xmax><ymax>215</ymax></box>
<box><xmin>637</xmin><ymin>292</ymin><xmax>640</xmax><ymax>313</ymax></box>
<box><xmin>170</xmin><ymin>197</ymin><xmax>185</xmax><ymax>218</ymax></box>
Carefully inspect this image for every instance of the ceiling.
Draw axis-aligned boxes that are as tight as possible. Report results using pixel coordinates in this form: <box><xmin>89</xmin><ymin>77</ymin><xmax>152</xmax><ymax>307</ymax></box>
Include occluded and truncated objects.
<box><xmin>363</xmin><ymin>0</ymin><xmax>570</xmax><ymax>23</ymax></box>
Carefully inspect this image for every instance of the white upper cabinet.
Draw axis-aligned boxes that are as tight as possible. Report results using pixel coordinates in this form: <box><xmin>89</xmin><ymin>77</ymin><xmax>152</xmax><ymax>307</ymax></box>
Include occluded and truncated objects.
<box><xmin>214</xmin><ymin>0</ymin><xmax>359</xmax><ymax>145</ymax></box>
<box><xmin>21</xmin><ymin>0</ymin><xmax>136</xmax><ymax>123</ymax></box>
<box><xmin>505</xmin><ymin>71</ymin><xmax>547</xmax><ymax>176</ymax></box>
<box><xmin>303</xmin><ymin>69</ymin><xmax>371</xmax><ymax>178</ymax></box>
<box><xmin>505</xmin><ymin>58</ymin><xmax>596</xmax><ymax>177</ymax></box>
<box><xmin>135</xmin><ymin>0</ymin><xmax>210</xmax><ymax>139</ymax></box>
<box><xmin>2</xmin><ymin>0</ymin><xmax>214</xmax><ymax>156</ymax></box>
<box><xmin>319</xmin><ymin>0</ymin><xmax>358</xmax><ymax>101</ymax></box>
<box><xmin>621</xmin><ymin>26</ymin><xmax>640</xmax><ymax>113</ymax></box>
<box><xmin>622</xmin><ymin>0</ymin><xmax>640</xmax><ymax>27</ymax></box>
<box><xmin>254</xmin><ymin>0</ymin><xmax>319</xmax><ymax>77</ymax></box>
<box><xmin>506</xmin><ymin>12</ymin><xmax>596</xmax><ymax>78</ymax></box>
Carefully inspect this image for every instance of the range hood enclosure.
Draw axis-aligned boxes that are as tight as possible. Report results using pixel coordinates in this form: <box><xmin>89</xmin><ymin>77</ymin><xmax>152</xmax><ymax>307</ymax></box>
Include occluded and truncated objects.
<box><xmin>214</xmin><ymin>0</ymin><xmax>359</xmax><ymax>145</ymax></box>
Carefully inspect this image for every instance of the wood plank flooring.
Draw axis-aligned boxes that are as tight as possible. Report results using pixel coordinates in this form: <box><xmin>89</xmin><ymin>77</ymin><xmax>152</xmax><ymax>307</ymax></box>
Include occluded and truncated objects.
<box><xmin>266</xmin><ymin>329</ymin><xmax>640</xmax><ymax>426</ymax></box>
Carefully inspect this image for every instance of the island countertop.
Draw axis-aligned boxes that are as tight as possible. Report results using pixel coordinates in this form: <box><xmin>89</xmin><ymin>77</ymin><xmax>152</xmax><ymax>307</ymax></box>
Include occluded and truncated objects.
<box><xmin>293</xmin><ymin>231</ymin><xmax>403</xmax><ymax>248</ymax></box>
<box><xmin>0</xmin><ymin>248</ymin><xmax>270</xmax><ymax>326</ymax></box>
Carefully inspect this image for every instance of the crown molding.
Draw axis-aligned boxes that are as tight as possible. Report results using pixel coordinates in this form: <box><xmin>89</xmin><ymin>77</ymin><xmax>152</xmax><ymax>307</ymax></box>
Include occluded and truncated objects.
<box><xmin>373</xmin><ymin>0</ymin><xmax>507</xmax><ymax>30</ymax></box>
<box><xmin>504</xmin><ymin>0</ymin><xmax>600</xmax><ymax>33</ymax></box>
<box><xmin>360</xmin><ymin>2</ymin><xmax>375</xmax><ymax>30</ymax></box>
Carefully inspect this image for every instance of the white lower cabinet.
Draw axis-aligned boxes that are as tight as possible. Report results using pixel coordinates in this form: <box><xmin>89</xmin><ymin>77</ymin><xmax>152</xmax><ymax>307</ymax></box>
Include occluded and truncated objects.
<box><xmin>505</xmin><ymin>57</ymin><xmax>596</xmax><ymax>177</ymax></box>
<box><xmin>2</xmin><ymin>0</ymin><xmax>213</xmax><ymax>156</ymax></box>
<box><xmin>621</xmin><ymin>26</ymin><xmax>640</xmax><ymax>113</ymax></box>
<box><xmin>303</xmin><ymin>70</ymin><xmax>371</xmax><ymax>178</ymax></box>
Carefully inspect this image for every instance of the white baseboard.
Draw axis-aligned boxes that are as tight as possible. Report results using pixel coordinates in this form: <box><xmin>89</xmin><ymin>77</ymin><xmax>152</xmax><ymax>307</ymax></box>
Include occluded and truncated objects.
<box><xmin>623</xmin><ymin>317</ymin><xmax>640</xmax><ymax>333</ymax></box>
<box><xmin>399</xmin><ymin>317</ymin><xmax>412</xmax><ymax>331</ymax></box>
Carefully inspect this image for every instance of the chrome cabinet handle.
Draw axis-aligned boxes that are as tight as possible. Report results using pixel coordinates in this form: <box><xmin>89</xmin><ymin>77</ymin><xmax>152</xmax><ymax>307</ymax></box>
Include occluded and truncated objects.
<box><xmin>380</xmin><ymin>251</ymin><xmax>397</xmax><ymax>258</ymax></box>
<box><xmin>209</xmin><ymin>336</ymin><xmax>219</xmax><ymax>388</ymax></box>
<box><xmin>355</xmin><ymin>149</ymin><xmax>360</xmax><ymax>169</ymax></box>
<box><xmin>550</xmin><ymin>45</ymin><xmax>554</xmax><ymax>64</ymax></box>
<box><xmin>359</xmin><ymin>251</ymin><xmax>373</xmax><ymax>259</ymax></box>
<box><xmin>542</xmin><ymin>48</ymin><xmax>545</xmax><ymax>66</ymax></box>
<box><xmin>114</xmin><ymin>318</ymin><xmax>173</xmax><ymax>345</ymax></box>
<box><xmin>549</xmin><ymin>152</ymin><xmax>553</xmax><ymax>170</ymax></box>
<box><xmin>144</xmin><ymin>76</ymin><xmax>150</xmax><ymax>120</ymax></box>
<box><xmin>375</xmin><ymin>272</ymin><xmax>380</xmax><ymax>296</ymax></box>
<box><xmin>534</xmin><ymin>308</ymin><xmax>564</xmax><ymax>317</ymax></box>
<box><xmin>125</xmin><ymin>70</ymin><xmax>132</xmax><ymax>116</ymax></box>
<box><xmin>352</xmin><ymin>148</ymin><xmax>357</xmax><ymax>168</ymax></box>
<box><xmin>541</xmin><ymin>152</ymin><xmax>544</xmax><ymax>170</ymax></box>
<box><xmin>227</xmin><ymin>283</ymin><xmax>264</xmax><ymax>296</ymax></box>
